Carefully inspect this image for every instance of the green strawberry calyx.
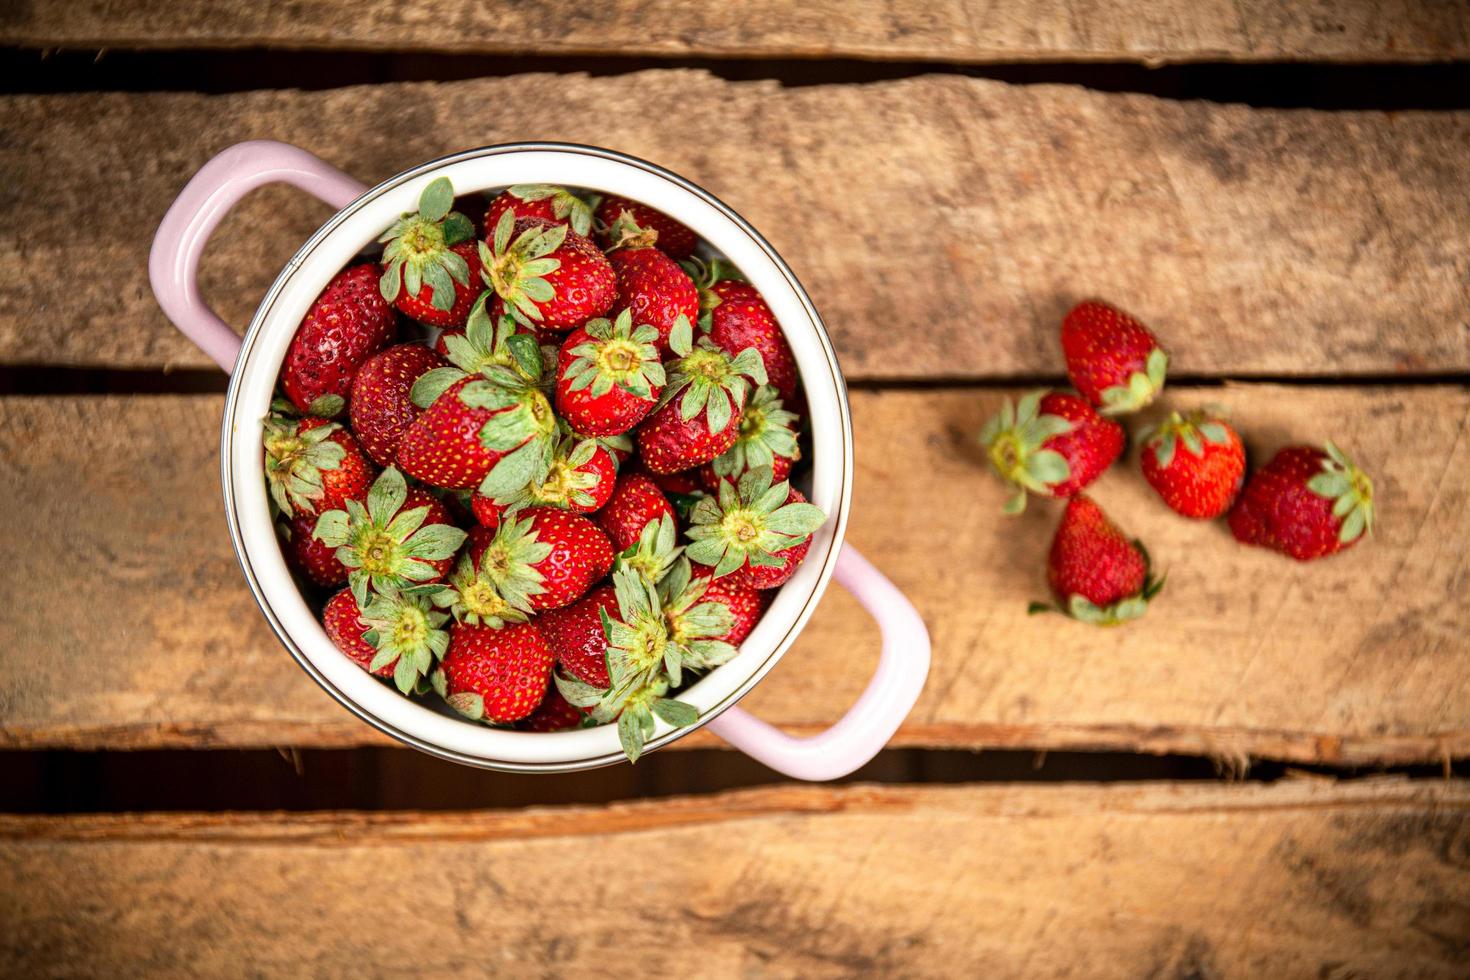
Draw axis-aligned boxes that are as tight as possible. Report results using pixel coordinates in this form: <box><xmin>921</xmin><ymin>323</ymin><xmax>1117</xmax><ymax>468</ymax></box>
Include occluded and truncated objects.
<box><xmin>657</xmin><ymin>557</ymin><xmax>739</xmax><ymax>686</ymax></box>
<box><xmin>425</xmin><ymin>296</ymin><xmax>544</xmax><ymax>385</ymax></box>
<box><xmin>978</xmin><ymin>390</ymin><xmax>1076</xmax><ymax>515</ymax></box>
<box><xmin>562</xmin><ymin>308</ymin><xmax>666</xmax><ymax>402</ymax></box>
<box><xmin>603</xmin><ymin>210</ymin><xmax>660</xmax><ymax>252</ymax></box>
<box><xmin>709</xmin><ymin>384</ymin><xmax>800</xmax><ymax>480</ymax></box>
<box><xmin>1139</xmin><ymin>408</ymin><xmax>1233</xmax><ymax>470</ymax></box>
<box><xmin>262</xmin><ymin>410</ymin><xmax>347</xmax><ymax>517</ymax></box>
<box><xmin>313</xmin><ymin>467</ymin><xmax>468</xmax><ymax>607</ymax></box>
<box><xmin>453</xmin><ymin>508</ymin><xmax>553</xmax><ymax>619</ymax></box>
<box><xmin>1098</xmin><ymin>347</ymin><xmax>1169</xmax><ymax>416</ymax></box>
<box><xmin>554</xmin><ymin>566</ymin><xmax>700</xmax><ymax>763</ymax></box>
<box><xmin>613</xmin><ymin>512</ymin><xmax>684</xmax><ymax>586</ymax></box>
<box><xmin>498</xmin><ymin>431</ymin><xmax>607</xmax><ymax>512</ymax></box>
<box><xmin>1307</xmin><ymin>441</ymin><xmax>1375</xmax><ymax>544</ymax></box>
<box><xmin>480</xmin><ymin>209</ymin><xmax>568</xmax><ymax>327</ymax></box>
<box><xmin>505</xmin><ymin>184</ymin><xmax>595</xmax><ymax>236</ymax></box>
<box><xmin>378</xmin><ymin>176</ymin><xmax>475</xmax><ymax>312</ymax></box>
<box><xmin>358</xmin><ymin>584</ymin><xmax>456</xmax><ymax>694</ymax></box>
<box><xmin>654</xmin><ymin>320</ymin><xmax>767</xmax><ymax>436</ymax></box>
<box><xmin>1028</xmin><ymin>543</ymin><xmax>1166</xmax><ymax>626</ymax></box>
<box><xmin>684</xmin><ymin>466</ymin><xmax>827</xmax><ymax>578</ymax></box>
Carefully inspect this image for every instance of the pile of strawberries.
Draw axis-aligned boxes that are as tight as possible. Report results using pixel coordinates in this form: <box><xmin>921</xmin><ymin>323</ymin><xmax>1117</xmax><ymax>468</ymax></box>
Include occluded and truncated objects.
<box><xmin>981</xmin><ymin>301</ymin><xmax>1376</xmax><ymax>625</ymax></box>
<box><xmin>263</xmin><ymin>177</ymin><xmax>825</xmax><ymax>761</ymax></box>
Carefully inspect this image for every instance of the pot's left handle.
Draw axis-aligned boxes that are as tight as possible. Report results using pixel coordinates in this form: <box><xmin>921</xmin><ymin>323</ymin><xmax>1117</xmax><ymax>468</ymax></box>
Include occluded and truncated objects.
<box><xmin>149</xmin><ymin>140</ymin><xmax>367</xmax><ymax>372</ymax></box>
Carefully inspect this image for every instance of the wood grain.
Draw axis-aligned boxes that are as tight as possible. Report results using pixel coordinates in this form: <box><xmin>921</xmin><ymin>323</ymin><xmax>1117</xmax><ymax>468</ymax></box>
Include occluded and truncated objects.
<box><xmin>5</xmin><ymin>0</ymin><xmax>1469</xmax><ymax>63</ymax></box>
<box><xmin>3</xmin><ymin>384</ymin><xmax>1466</xmax><ymax>764</ymax></box>
<box><xmin>3</xmin><ymin>72</ymin><xmax>1467</xmax><ymax>377</ymax></box>
<box><xmin>2</xmin><ymin>779</ymin><xmax>1467</xmax><ymax>977</ymax></box>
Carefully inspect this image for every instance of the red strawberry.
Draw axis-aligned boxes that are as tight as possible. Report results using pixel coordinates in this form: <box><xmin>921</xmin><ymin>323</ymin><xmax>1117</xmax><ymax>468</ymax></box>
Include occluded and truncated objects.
<box><xmin>698</xmin><ymin>574</ymin><xmax>769</xmax><ymax>646</ymax></box>
<box><xmin>555</xmin><ymin>310</ymin><xmax>665</xmax><ymax>436</ymax></box>
<box><xmin>282</xmin><ymin>263</ymin><xmax>397</xmax><ymax>416</ymax></box>
<box><xmin>515</xmin><ymin>686</ymin><xmax>588</xmax><ymax>732</ymax></box>
<box><xmin>263</xmin><ymin>411</ymin><xmax>375</xmax><ymax>518</ymax></box>
<box><xmin>636</xmin><ymin>328</ymin><xmax>768</xmax><ymax>474</ymax></box>
<box><xmin>979</xmin><ymin>390</ymin><xmax>1124</xmax><ymax>514</ymax></box>
<box><xmin>686</xmin><ymin>260</ymin><xmax>799</xmax><ymax>406</ymax></box>
<box><xmin>455</xmin><ymin>506</ymin><xmax>614</xmax><ymax>615</ymax></box>
<box><xmin>378</xmin><ymin>177</ymin><xmax>484</xmax><ymax>328</ymax></box>
<box><xmin>483</xmin><ymin>433</ymin><xmax>617</xmax><ymax>516</ymax></box>
<box><xmin>311</xmin><ymin>467</ymin><xmax>467</xmax><ymax>604</ymax></box>
<box><xmin>1139</xmin><ymin>409</ymin><xmax>1246</xmax><ymax>519</ymax></box>
<box><xmin>595</xmin><ymin>195</ymin><xmax>697</xmax><ymax>258</ymax></box>
<box><xmin>604</xmin><ymin>213</ymin><xmax>699</xmax><ymax>354</ymax></box>
<box><xmin>469</xmin><ymin>492</ymin><xmax>504</xmax><ymax>530</ymax></box>
<box><xmin>481</xmin><ymin>214</ymin><xmax>616</xmax><ymax>331</ymax></box>
<box><xmin>282</xmin><ymin>513</ymin><xmax>349</xmax><ymax>587</ymax></box>
<box><xmin>537</xmin><ymin>583</ymin><xmax>619</xmax><ymax>687</ymax></box>
<box><xmin>485</xmin><ymin>185</ymin><xmax>594</xmax><ymax>237</ymax></box>
<box><xmin>324</xmin><ymin>586</ymin><xmax>452</xmax><ymax>692</ymax></box>
<box><xmin>1061</xmin><ymin>301</ymin><xmax>1168</xmax><ymax>415</ymax></box>
<box><xmin>1228</xmin><ymin>442</ymin><xmax>1374</xmax><ymax>561</ymax></box>
<box><xmin>349</xmin><ymin>343</ymin><xmax>446</xmax><ymax>467</ymax></box>
<box><xmin>596</xmin><ymin>471</ymin><xmax>676</xmax><ymax>552</ymax></box>
<box><xmin>646</xmin><ymin>469</ymin><xmax>702</xmax><ymax>497</ymax></box>
<box><xmin>698</xmin><ymin>385</ymin><xmax>800</xmax><ymax>491</ymax></box>
<box><xmin>1041</xmin><ymin>495</ymin><xmax>1162</xmax><ymax>625</ymax></box>
<box><xmin>433</xmin><ymin>621</ymin><xmax>555</xmax><ymax>724</ymax></box>
<box><xmin>685</xmin><ymin>468</ymin><xmax>826</xmax><ymax>590</ymax></box>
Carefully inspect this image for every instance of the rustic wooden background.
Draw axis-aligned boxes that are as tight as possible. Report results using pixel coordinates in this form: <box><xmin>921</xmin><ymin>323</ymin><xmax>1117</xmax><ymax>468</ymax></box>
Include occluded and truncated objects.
<box><xmin>2</xmin><ymin>2</ymin><xmax>1468</xmax><ymax>976</ymax></box>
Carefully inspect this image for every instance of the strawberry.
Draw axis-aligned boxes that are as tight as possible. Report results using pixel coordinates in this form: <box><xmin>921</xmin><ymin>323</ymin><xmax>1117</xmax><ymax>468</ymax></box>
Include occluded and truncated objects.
<box><xmin>612</xmin><ymin>512</ymin><xmax>683</xmax><ymax>586</ymax></box>
<box><xmin>656</xmin><ymin>558</ymin><xmax>742</xmax><ymax>681</ymax></box>
<box><xmin>263</xmin><ymin>410</ymin><xmax>374</xmax><ymax>518</ymax></box>
<box><xmin>281</xmin><ymin>513</ymin><xmax>349</xmax><ymax>587</ymax></box>
<box><xmin>555</xmin><ymin>309</ymin><xmax>665</xmax><ymax>436</ymax></box>
<box><xmin>377</xmin><ymin>176</ymin><xmax>483</xmax><ymax>328</ymax></box>
<box><xmin>469</xmin><ymin>492</ymin><xmax>504</xmax><ymax>531</ymax></box>
<box><xmin>595</xmin><ymin>194</ymin><xmax>697</xmax><ymax>258</ymax></box>
<box><xmin>979</xmin><ymin>390</ymin><xmax>1124</xmax><ymax>514</ymax></box>
<box><xmin>486</xmin><ymin>184</ymin><xmax>595</xmax><ymax>237</ymax></box>
<box><xmin>686</xmin><ymin>259</ymin><xmax>800</xmax><ymax>406</ymax></box>
<box><xmin>515</xmin><ymin>686</ymin><xmax>588</xmax><ymax>733</ymax></box>
<box><xmin>1061</xmin><ymin>300</ymin><xmax>1168</xmax><ymax>415</ymax></box>
<box><xmin>494</xmin><ymin>432</ymin><xmax>618</xmax><ymax>515</ymax></box>
<box><xmin>537</xmin><ymin>583</ymin><xmax>619</xmax><ymax>687</ymax></box>
<box><xmin>604</xmin><ymin>212</ymin><xmax>700</xmax><ymax>354</ymax></box>
<box><xmin>698</xmin><ymin>573</ymin><xmax>769</xmax><ymax>646</ymax></box>
<box><xmin>1139</xmin><ymin>409</ymin><xmax>1246</xmax><ymax>519</ymax></box>
<box><xmin>312</xmin><ymin>467</ymin><xmax>468</xmax><ymax>606</ymax></box>
<box><xmin>698</xmin><ymin>385</ymin><xmax>800</xmax><ymax>490</ymax></box>
<box><xmin>685</xmin><ymin>466</ymin><xmax>826</xmax><ymax>590</ymax></box>
<box><xmin>1228</xmin><ymin>442</ymin><xmax>1375</xmax><ymax>561</ymax></box>
<box><xmin>324</xmin><ymin>586</ymin><xmax>453</xmax><ymax>692</ymax></box>
<box><xmin>454</xmin><ymin>505</ymin><xmax>614</xmax><ymax>615</ymax></box>
<box><xmin>1035</xmin><ymin>495</ymin><xmax>1163</xmax><ymax>625</ymax></box>
<box><xmin>281</xmin><ymin>263</ymin><xmax>397</xmax><ymax>416</ymax></box>
<box><xmin>480</xmin><ymin>212</ymin><xmax>615</xmax><ymax>331</ymax></box>
<box><xmin>636</xmin><ymin>322</ymin><xmax>767</xmax><ymax>474</ymax></box>
<box><xmin>597</xmin><ymin>471</ymin><xmax>677</xmax><ymax>552</ymax></box>
<box><xmin>348</xmin><ymin>343</ymin><xmax>446</xmax><ymax>467</ymax></box>
<box><xmin>396</xmin><ymin>300</ymin><xmax>558</xmax><ymax>493</ymax></box>
<box><xmin>432</xmin><ymin>621</ymin><xmax>555</xmax><ymax>725</ymax></box>
<box><xmin>554</xmin><ymin>567</ymin><xmax>701</xmax><ymax>762</ymax></box>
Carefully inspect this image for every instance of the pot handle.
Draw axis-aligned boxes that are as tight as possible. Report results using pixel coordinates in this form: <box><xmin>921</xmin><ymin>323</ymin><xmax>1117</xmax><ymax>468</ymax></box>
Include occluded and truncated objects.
<box><xmin>705</xmin><ymin>544</ymin><xmax>930</xmax><ymax>780</ymax></box>
<box><xmin>149</xmin><ymin>140</ymin><xmax>368</xmax><ymax>373</ymax></box>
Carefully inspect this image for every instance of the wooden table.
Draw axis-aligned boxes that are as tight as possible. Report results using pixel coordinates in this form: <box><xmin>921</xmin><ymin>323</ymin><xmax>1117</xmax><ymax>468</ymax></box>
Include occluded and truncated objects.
<box><xmin>2</xmin><ymin>5</ymin><xmax>1468</xmax><ymax>976</ymax></box>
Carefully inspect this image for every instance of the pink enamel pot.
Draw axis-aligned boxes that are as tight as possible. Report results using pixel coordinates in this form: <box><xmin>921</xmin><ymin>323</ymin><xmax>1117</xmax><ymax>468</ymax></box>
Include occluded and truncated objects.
<box><xmin>150</xmin><ymin>140</ymin><xmax>930</xmax><ymax>778</ymax></box>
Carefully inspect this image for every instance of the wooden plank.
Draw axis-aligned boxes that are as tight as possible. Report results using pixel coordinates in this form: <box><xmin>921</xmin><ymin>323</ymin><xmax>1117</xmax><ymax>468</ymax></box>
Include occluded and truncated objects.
<box><xmin>2</xmin><ymin>74</ymin><xmax>1467</xmax><ymax>378</ymax></box>
<box><xmin>3</xmin><ymin>384</ymin><xmax>1466</xmax><ymax>764</ymax></box>
<box><xmin>2</xmin><ymin>779</ymin><xmax>1467</xmax><ymax>977</ymax></box>
<box><xmin>6</xmin><ymin>1</ymin><xmax>1469</xmax><ymax>63</ymax></box>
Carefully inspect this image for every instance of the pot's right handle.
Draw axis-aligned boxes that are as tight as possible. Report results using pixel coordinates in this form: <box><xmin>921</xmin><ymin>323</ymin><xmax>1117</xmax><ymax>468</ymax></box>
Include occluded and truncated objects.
<box><xmin>149</xmin><ymin>140</ymin><xmax>367</xmax><ymax>373</ymax></box>
<box><xmin>705</xmin><ymin>545</ymin><xmax>930</xmax><ymax>780</ymax></box>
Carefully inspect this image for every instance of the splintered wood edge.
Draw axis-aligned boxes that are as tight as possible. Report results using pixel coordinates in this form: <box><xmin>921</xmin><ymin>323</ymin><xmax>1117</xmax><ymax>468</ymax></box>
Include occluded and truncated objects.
<box><xmin>2</xmin><ymin>778</ymin><xmax>1465</xmax><ymax>844</ymax></box>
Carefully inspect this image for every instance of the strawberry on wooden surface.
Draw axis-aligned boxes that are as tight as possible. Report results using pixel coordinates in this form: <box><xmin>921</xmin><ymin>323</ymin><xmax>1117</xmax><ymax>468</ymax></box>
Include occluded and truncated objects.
<box><xmin>554</xmin><ymin>309</ymin><xmax>666</xmax><ymax>436</ymax></box>
<box><xmin>1229</xmin><ymin>442</ymin><xmax>1375</xmax><ymax>561</ymax></box>
<box><xmin>1061</xmin><ymin>300</ymin><xmax>1168</xmax><ymax>416</ymax></box>
<box><xmin>480</xmin><ymin>212</ymin><xmax>615</xmax><ymax>331</ymax></box>
<box><xmin>377</xmin><ymin>176</ymin><xmax>484</xmax><ymax>328</ymax></box>
<box><xmin>485</xmin><ymin>184</ymin><xmax>595</xmax><ymax>237</ymax></box>
<box><xmin>281</xmin><ymin>263</ymin><xmax>397</xmax><ymax>416</ymax></box>
<box><xmin>262</xmin><ymin>410</ymin><xmax>375</xmax><ymax>519</ymax></box>
<box><xmin>687</xmin><ymin>258</ymin><xmax>800</xmax><ymax>405</ymax></box>
<box><xmin>594</xmin><ymin>194</ymin><xmax>698</xmax><ymax>258</ymax></box>
<box><xmin>1038</xmin><ymin>495</ymin><xmax>1163</xmax><ymax>626</ymax></box>
<box><xmin>349</xmin><ymin>343</ymin><xmax>446</xmax><ymax>467</ymax></box>
<box><xmin>1139</xmin><ymin>409</ymin><xmax>1246</xmax><ymax>519</ymax></box>
<box><xmin>979</xmin><ymin>390</ymin><xmax>1123</xmax><ymax>514</ymax></box>
<box><xmin>685</xmin><ymin>466</ymin><xmax>826</xmax><ymax>589</ymax></box>
<box><xmin>432</xmin><ymin>621</ymin><xmax>555</xmax><ymax>725</ymax></box>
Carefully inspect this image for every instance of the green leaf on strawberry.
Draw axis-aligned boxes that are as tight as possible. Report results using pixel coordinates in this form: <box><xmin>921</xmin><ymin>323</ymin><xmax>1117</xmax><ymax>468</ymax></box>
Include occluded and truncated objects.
<box><xmin>685</xmin><ymin>466</ymin><xmax>826</xmax><ymax>578</ymax></box>
<box><xmin>613</xmin><ymin>512</ymin><xmax>684</xmax><ymax>587</ymax></box>
<box><xmin>978</xmin><ymin>390</ymin><xmax>1078</xmax><ymax>515</ymax></box>
<box><xmin>358</xmin><ymin>586</ymin><xmax>455</xmax><ymax>694</ymax></box>
<box><xmin>480</xmin><ymin>210</ymin><xmax>567</xmax><ymax>327</ymax></box>
<box><xmin>654</xmin><ymin>328</ymin><xmax>767</xmax><ymax>437</ymax></box>
<box><xmin>378</xmin><ymin>176</ymin><xmax>475</xmax><ymax>312</ymax></box>
<box><xmin>505</xmin><ymin>184</ymin><xmax>595</xmax><ymax>236</ymax></box>
<box><xmin>1306</xmin><ymin>441</ymin><xmax>1375</xmax><ymax>544</ymax></box>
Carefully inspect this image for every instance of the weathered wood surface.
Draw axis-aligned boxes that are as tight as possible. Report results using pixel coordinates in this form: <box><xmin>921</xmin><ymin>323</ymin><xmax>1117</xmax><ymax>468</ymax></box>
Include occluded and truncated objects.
<box><xmin>3</xmin><ymin>384</ymin><xmax>1466</xmax><ymax>763</ymax></box>
<box><xmin>6</xmin><ymin>0</ymin><xmax>1469</xmax><ymax>63</ymax></box>
<box><xmin>2</xmin><ymin>779</ymin><xmax>1467</xmax><ymax>977</ymax></box>
<box><xmin>3</xmin><ymin>73</ymin><xmax>1467</xmax><ymax>378</ymax></box>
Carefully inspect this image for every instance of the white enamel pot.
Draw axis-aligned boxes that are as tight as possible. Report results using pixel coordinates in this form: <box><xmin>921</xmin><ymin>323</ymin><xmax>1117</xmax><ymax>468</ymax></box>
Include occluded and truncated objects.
<box><xmin>150</xmin><ymin>140</ymin><xmax>930</xmax><ymax>778</ymax></box>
